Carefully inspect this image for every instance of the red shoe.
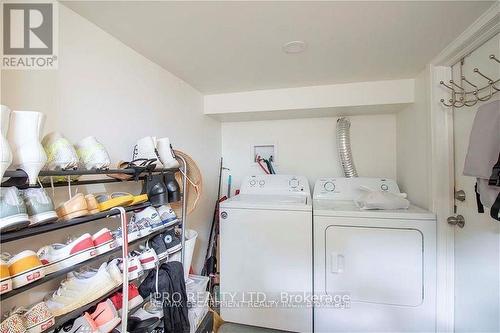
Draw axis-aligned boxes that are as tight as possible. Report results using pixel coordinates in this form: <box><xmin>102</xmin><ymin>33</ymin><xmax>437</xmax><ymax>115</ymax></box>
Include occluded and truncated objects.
<box><xmin>92</xmin><ymin>228</ymin><xmax>117</xmax><ymax>255</ymax></box>
<box><xmin>109</xmin><ymin>284</ymin><xmax>144</xmax><ymax>316</ymax></box>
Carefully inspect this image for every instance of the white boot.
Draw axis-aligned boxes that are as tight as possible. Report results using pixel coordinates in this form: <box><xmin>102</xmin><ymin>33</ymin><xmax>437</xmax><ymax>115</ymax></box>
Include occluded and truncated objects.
<box><xmin>7</xmin><ymin>111</ymin><xmax>47</xmax><ymax>185</ymax></box>
<box><xmin>156</xmin><ymin>137</ymin><xmax>180</xmax><ymax>169</ymax></box>
<box><xmin>0</xmin><ymin>105</ymin><xmax>13</xmax><ymax>180</ymax></box>
<box><xmin>133</xmin><ymin>136</ymin><xmax>163</xmax><ymax>168</ymax></box>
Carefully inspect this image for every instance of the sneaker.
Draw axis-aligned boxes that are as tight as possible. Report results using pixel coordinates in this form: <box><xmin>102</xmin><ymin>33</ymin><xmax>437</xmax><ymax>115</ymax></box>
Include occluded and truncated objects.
<box><xmin>75</xmin><ymin>136</ymin><xmax>111</xmax><ymax>170</ymax></box>
<box><xmin>109</xmin><ymin>284</ymin><xmax>144</xmax><ymax>316</ymax></box>
<box><xmin>163</xmin><ymin>229</ymin><xmax>182</xmax><ymax>254</ymax></box>
<box><xmin>37</xmin><ymin>234</ymin><xmax>97</xmax><ymax>275</ymax></box>
<box><xmin>88</xmin><ymin>299</ymin><xmax>121</xmax><ymax>333</ymax></box>
<box><xmin>3</xmin><ymin>251</ymin><xmax>45</xmax><ymax>289</ymax></box>
<box><xmin>156</xmin><ymin>137</ymin><xmax>180</xmax><ymax>169</ymax></box>
<box><xmin>118</xmin><ymin>256</ymin><xmax>143</xmax><ymax>281</ymax></box>
<box><xmin>22</xmin><ymin>188</ymin><xmax>58</xmax><ymax>226</ymax></box>
<box><xmin>131</xmin><ymin>206</ymin><xmax>163</xmax><ymax>233</ymax></box>
<box><xmin>55</xmin><ymin>313</ymin><xmax>99</xmax><ymax>333</ymax></box>
<box><xmin>7</xmin><ymin>302</ymin><xmax>55</xmax><ymax>333</ymax></box>
<box><xmin>69</xmin><ymin>261</ymin><xmax>122</xmax><ymax>288</ymax></box>
<box><xmin>133</xmin><ymin>248</ymin><xmax>158</xmax><ymax>270</ymax></box>
<box><xmin>0</xmin><ymin>187</ymin><xmax>30</xmax><ymax>232</ymax></box>
<box><xmin>112</xmin><ymin>220</ymin><xmax>142</xmax><ymax>246</ymax></box>
<box><xmin>132</xmin><ymin>137</ymin><xmax>162</xmax><ymax>168</ymax></box>
<box><xmin>45</xmin><ymin>262</ymin><xmax>117</xmax><ymax>317</ymax></box>
<box><xmin>156</xmin><ymin>204</ymin><xmax>178</xmax><ymax>227</ymax></box>
<box><xmin>42</xmin><ymin>132</ymin><xmax>79</xmax><ymax>171</ymax></box>
<box><xmin>126</xmin><ymin>317</ymin><xmax>161</xmax><ymax>333</ymax></box>
<box><xmin>132</xmin><ymin>299</ymin><xmax>163</xmax><ymax>321</ymax></box>
<box><xmin>0</xmin><ymin>312</ymin><xmax>27</xmax><ymax>333</ymax></box>
<box><xmin>0</xmin><ymin>257</ymin><xmax>12</xmax><ymax>294</ymax></box>
<box><xmin>92</xmin><ymin>228</ymin><xmax>117</xmax><ymax>255</ymax></box>
<box><xmin>145</xmin><ymin>234</ymin><xmax>168</xmax><ymax>261</ymax></box>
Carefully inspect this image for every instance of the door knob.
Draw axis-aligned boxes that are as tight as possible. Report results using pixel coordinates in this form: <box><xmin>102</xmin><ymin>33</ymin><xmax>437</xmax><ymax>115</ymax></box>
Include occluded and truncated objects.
<box><xmin>447</xmin><ymin>215</ymin><xmax>465</xmax><ymax>228</ymax></box>
<box><xmin>455</xmin><ymin>190</ymin><xmax>466</xmax><ymax>202</ymax></box>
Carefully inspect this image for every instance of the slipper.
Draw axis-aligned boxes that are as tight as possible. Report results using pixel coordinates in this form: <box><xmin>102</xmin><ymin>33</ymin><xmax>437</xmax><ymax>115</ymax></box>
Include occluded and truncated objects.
<box><xmin>85</xmin><ymin>194</ymin><xmax>100</xmax><ymax>214</ymax></box>
<box><xmin>95</xmin><ymin>193</ymin><xmax>134</xmax><ymax>212</ymax></box>
<box><xmin>111</xmin><ymin>192</ymin><xmax>148</xmax><ymax>206</ymax></box>
<box><xmin>56</xmin><ymin>193</ymin><xmax>89</xmax><ymax>221</ymax></box>
<box><xmin>107</xmin><ymin>159</ymin><xmax>157</xmax><ymax>181</ymax></box>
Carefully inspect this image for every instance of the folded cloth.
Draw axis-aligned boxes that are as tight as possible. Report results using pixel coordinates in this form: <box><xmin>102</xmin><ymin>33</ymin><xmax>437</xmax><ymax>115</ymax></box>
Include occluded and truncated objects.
<box><xmin>355</xmin><ymin>186</ymin><xmax>410</xmax><ymax>210</ymax></box>
<box><xmin>463</xmin><ymin>100</ymin><xmax>500</xmax><ymax>179</ymax></box>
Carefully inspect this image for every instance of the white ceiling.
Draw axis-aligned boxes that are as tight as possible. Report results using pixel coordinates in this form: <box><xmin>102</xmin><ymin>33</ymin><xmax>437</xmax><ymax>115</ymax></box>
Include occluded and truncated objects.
<box><xmin>63</xmin><ymin>1</ymin><xmax>494</xmax><ymax>94</ymax></box>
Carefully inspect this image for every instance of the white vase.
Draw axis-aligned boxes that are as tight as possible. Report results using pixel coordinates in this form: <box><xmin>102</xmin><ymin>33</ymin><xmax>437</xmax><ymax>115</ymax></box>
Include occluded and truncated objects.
<box><xmin>7</xmin><ymin>111</ymin><xmax>47</xmax><ymax>184</ymax></box>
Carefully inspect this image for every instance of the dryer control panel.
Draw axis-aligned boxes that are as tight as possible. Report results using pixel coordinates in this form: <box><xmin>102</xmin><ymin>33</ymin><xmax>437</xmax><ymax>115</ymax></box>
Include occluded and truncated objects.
<box><xmin>241</xmin><ymin>175</ymin><xmax>310</xmax><ymax>195</ymax></box>
<box><xmin>313</xmin><ymin>177</ymin><xmax>400</xmax><ymax>200</ymax></box>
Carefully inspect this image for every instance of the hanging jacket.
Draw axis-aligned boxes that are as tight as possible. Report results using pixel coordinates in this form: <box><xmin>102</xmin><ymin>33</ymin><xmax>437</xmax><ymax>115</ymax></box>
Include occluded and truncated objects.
<box><xmin>139</xmin><ymin>261</ymin><xmax>190</xmax><ymax>333</ymax></box>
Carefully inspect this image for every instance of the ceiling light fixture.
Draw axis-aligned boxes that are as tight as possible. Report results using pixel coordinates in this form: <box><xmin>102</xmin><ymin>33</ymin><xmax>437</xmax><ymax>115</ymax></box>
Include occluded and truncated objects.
<box><xmin>282</xmin><ymin>41</ymin><xmax>307</xmax><ymax>54</ymax></box>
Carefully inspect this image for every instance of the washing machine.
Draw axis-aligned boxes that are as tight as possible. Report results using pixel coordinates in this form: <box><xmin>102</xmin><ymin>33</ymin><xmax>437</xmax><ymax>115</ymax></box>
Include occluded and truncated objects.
<box><xmin>219</xmin><ymin>175</ymin><xmax>312</xmax><ymax>333</ymax></box>
<box><xmin>313</xmin><ymin>177</ymin><xmax>436</xmax><ymax>332</ymax></box>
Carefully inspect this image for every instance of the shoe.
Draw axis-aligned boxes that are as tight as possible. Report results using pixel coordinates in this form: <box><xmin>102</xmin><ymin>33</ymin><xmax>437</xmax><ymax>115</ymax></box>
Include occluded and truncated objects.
<box><xmin>126</xmin><ymin>317</ymin><xmax>161</xmax><ymax>333</ymax></box>
<box><xmin>163</xmin><ymin>229</ymin><xmax>182</xmax><ymax>254</ymax></box>
<box><xmin>56</xmin><ymin>193</ymin><xmax>89</xmax><ymax>221</ymax></box>
<box><xmin>42</xmin><ymin>132</ymin><xmax>79</xmax><ymax>171</ymax></box>
<box><xmin>133</xmin><ymin>248</ymin><xmax>158</xmax><ymax>270</ymax></box>
<box><xmin>109</xmin><ymin>284</ymin><xmax>144</xmax><ymax>316</ymax></box>
<box><xmin>118</xmin><ymin>256</ymin><xmax>143</xmax><ymax>281</ymax></box>
<box><xmin>0</xmin><ymin>187</ymin><xmax>30</xmax><ymax>232</ymax></box>
<box><xmin>85</xmin><ymin>194</ymin><xmax>100</xmax><ymax>214</ymax></box>
<box><xmin>75</xmin><ymin>136</ymin><xmax>111</xmax><ymax>170</ymax></box>
<box><xmin>0</xmin><ymin>258</ymin><xmax>12</xmax><ymax>294</ymax></box>
<box><xmin>95</xmin><ymin>193</ymin><xmax>134</xmax><ymax>212</ymax></box>
<box><xmin>7</xmin><ymin>111</ymin><xmax>47</xmax><ymax>185</ymax></box>
<box><xmin>22</xmin><ymin>188</ymin><xmax>58</xmax><ymax>225</ymax></box>
<box><xmin>156</xmin><ymin>137</ymin><xmax>179</xmax><ymax>169</ymax></box>
<box><xmin>0</xmin><ymin>312</ymin><xmax>26</xmax><ymax>333</ymax></box>
<box><xmin>4</xmin><ymin>251</ymin><xmax>45</xmax><ymax>288</ymax></box>
<box><xmin>0</xmin><ymin>105</ymin><xmax>12</xmax><ymax>181</ymax></box>
<box><xmin>164</xmin><ymin>173</ymin><xmax>181</xmax><ymax>203</ymax></box>
<box><xmin>88</xmin><ymin>299</ymin><xmax>121</xmax><ymax>333</ymax></box>
<box><xmin>132</xmin><ymin>137</ymin><xmax>162</xmax><ymax>168</ymax></box>
<box><xmin>112</xmin><ymin>220</ymin><xmax>142</xmax><ymax>246</ymax></box>
<box><xmin>45</xmin><ymin>262</ymin><xmax>117</xmax><ymax>317</ymax></box>
<box><xmin>156</xmin><ymin>204</ymin><xmax>178</xmax><ymax>227</ymax></box>
<box><xmin>92</xmin><ymin>228</ymin><xmax>117</xmax><ymax>255</ymax></box>
<box><xmin>55</xmin><ymin>313</ymin><xmax>99</xmax><ymax>333</ymax></box>
<box><xmin>131</xmin><ymin>206</ymin><xmax>163</xmax><ymax>233</ymax></box>
<box><xmin>142</xmin><ymin>174</ymin><xmax>168</xmax><ymax>207</ymax></box>
<box><xmin>37</xmin><ymin>233</ymin><xmax>97</xmax><ymax>275</ymax></box>
<box><xmin>110</xmin><ymin>192</ymin><xmax>148</xmax><ymax>206</ymax></box>
<box><xmin>6</xmin><ymin>302</ymin><xmax>55</xmax><ymax>333</ymax></box>
<box><xmin>145</xmin><ymin>234</ymin><xmax>168</xmax><ymax>260</ymax></box>
<box><xmin>69</xmin><ymin>261</ymin><xmax>122</xmax><ymax>288</ymax></box>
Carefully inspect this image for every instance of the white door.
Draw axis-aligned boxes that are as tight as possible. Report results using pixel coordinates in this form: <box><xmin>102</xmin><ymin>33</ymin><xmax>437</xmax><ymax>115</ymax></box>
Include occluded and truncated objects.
<box><xmin>451</xmin><ymin>33</ymin><xmax>500</xmax><ymax>333</ymax></box>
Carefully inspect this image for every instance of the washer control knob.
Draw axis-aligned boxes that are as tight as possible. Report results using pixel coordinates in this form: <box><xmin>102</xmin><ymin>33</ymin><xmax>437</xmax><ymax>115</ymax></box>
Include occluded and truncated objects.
<box><xmin>250</xmin><ymin>180</ymin><xmax>256</xmax><ymax>186</ymax></box>
<box><xmin>289</xmin><ymin>178</ymin><xmax>299</xmax><ymax>188</ymax></box>
<box><xmin>259</xmin><ymin>180</ymin><xmax>265</xmax><ymax>186</ymax></box>
<box><xmin>381</xmin><ymin>184</ymin><xmax>389</xmax><ymax>191</ymax></box>
<box><xmin>324</xmin><ymin>182</ymin><xmax>335</xmax><ymax>192</ymax></box>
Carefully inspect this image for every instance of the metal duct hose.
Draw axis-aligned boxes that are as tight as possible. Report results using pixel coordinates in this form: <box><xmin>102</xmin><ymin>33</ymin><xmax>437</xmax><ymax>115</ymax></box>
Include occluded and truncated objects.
<box><xmin>337</xmin><ymin>117</ymin><xmax>358</xmax><ymax>177</ymax></box>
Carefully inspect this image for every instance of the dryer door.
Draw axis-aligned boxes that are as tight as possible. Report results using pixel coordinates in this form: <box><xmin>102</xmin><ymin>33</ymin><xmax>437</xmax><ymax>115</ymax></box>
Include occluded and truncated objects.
<box><xmin>325</xmin><ymin>225</ymin><xmax>423</xmax><ymax>306</ymax></box>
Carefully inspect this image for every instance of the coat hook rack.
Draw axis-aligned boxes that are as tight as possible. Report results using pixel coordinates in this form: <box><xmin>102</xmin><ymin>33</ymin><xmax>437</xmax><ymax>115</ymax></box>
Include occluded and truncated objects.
<box><xmin>440</xmin><ymin>54</ymin><xmax>499</xmax><ymax>108</ymax></box>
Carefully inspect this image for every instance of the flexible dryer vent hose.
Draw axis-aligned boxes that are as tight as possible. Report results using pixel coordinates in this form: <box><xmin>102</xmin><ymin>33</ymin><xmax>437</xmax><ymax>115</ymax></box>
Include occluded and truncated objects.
<box><xmin>336</xmin><ymin>117</ymin><xmax>358</xmax><ymax>178</ymax></box>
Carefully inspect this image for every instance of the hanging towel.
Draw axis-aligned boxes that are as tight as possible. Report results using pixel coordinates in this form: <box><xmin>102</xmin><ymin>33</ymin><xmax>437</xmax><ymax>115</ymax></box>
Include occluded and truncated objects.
<box><xmin>354</xmin><ymin>186</ymin><xmax>410</xmax><ymax>210</ymax></box>
<box><xmin>463</xmin><ymin>100</ymin><xmax>500</xmax><ymax>215</ymax></box>
<box><xmin>463</xmin><ymin>100</ymin><xmax>500</xmax><ymax>179</ymax></box>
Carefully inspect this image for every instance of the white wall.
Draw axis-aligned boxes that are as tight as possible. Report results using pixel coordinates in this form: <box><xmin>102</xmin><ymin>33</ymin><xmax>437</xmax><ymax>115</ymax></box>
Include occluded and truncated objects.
<box><xmin>396</xmin><ymin>68</ymin><xmax>432</xmax><ymax>209</ymax></box>
<box><xmin>221</xmin><ymin>114</ymin><xmax>397</xmax><ymax>196</ymax></box>
<box><xmin>1</xmin><ymin>3</ymin><xmax>220</xmax><ymax>291</ymax></box>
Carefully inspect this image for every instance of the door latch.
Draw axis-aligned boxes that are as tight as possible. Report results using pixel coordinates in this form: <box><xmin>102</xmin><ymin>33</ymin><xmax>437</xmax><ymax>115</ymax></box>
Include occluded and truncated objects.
<box><xmin>454</xmin><ymin>190</ymin><xmax>466</xmax><ymax>202</ymax></box>
<box><xmin>447</xmin><ymin>215</ymin><xmax>465</xmax><ymax>228</ymax></box>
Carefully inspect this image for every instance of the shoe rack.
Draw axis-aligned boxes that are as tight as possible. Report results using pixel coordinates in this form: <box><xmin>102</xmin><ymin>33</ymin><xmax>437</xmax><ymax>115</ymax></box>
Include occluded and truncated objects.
<box><xmin>0</xmin><ymin>155</ymin><xmax>192</xmax><ymax>333</ymax></box>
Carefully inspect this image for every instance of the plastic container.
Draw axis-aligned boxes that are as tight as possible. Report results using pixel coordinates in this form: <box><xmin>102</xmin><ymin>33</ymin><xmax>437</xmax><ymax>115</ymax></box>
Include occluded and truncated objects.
<box><xmin>169</xmin><ymin>229</ymin><xmax>198</xmax><ymax>280</ymax></box>
<box><xmin>188</xmin><ymin>291</ymin><xmax>210</xmax><ymax>333</ymax></box>
<box><xmin>186</xmin><ymin>274</ymin><xmax>210</xmax><ymax>296</ymax></box>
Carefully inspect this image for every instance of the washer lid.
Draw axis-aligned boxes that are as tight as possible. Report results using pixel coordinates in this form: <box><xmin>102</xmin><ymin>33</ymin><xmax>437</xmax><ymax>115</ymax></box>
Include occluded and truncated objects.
<box><xmin>221</xmin><ymin>194</ymin><xmax>311</xmax><ymax>211</ymax></box>
<box><xmin>313</xmin><ymin>200</ymin><xmax>435</xmax><ymax>220</ymax></box>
